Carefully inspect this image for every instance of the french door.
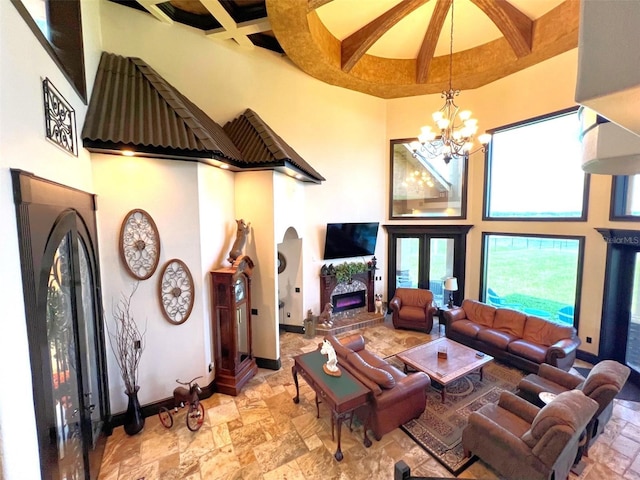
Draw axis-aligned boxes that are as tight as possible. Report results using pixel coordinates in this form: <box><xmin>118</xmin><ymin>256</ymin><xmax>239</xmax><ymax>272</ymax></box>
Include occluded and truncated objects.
<box><xmin>12</xmin><ymin>170</ymin><xmax>109</xmax><ymax>480</ymax></box>
<box><xmin>385</xmin><ymin>225</ymin><xmax>472</xmax><ymax>307</ymax></box>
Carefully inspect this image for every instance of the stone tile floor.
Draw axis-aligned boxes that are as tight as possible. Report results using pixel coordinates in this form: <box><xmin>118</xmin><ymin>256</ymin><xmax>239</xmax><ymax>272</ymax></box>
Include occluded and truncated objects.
<box><xmin>98</xmin><ymin>320</ymin><xmax>640</xmax><ymax>479</ymax></box>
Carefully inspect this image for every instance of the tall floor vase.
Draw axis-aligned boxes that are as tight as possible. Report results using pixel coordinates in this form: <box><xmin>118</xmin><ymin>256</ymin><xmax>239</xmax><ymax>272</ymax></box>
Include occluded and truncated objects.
<box><xmin>124</xmin><ymin>386</ymin><xmax>145</xmax><ymax>435</ymax></box>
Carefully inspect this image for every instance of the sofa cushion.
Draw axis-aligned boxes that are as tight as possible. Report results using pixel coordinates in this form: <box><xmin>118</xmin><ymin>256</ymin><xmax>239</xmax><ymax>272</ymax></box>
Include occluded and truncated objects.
<box><xmin>346</xmin><ymin>351</ymin><xmax>396</xmax><ymax>389</ymax></box>
<box><xmin>399</xmin><ymin>305</ymin><xmax>429</xmax><ymax>323</ymax></box>
<box><xmin>477</xmin><ymin>328</ymin><xmax>519</xmax><ymax>350</ymax></box>
<box><xmin>522</xmin><ymin>316</ymin><xmax>575</xmax><ymax>346</ymax></box>
<box><xmin>507</xmin><ymin>340</ymin><xmax>547</xmax><ymax>363</ymax></box>
<box><xmin>493</xmin><ymin>309</ymin><xmax>526</xmax><ymax>338</ymax></box>
<box><xmin>462</xmin><ymin>299</ymin><xmax>496</xmax><ymax>328</ymax></box>
<box><xmin>450</xmin><ymin>319</ymin><xmax>485</xmax><ymax>338</ymax></box>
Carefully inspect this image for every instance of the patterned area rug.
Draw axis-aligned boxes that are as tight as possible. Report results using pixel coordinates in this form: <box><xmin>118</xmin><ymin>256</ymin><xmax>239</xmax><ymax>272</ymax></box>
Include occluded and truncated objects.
<box><xmin>393</xmin><ymin>358</ymin><xmax>525</xmax><ymax>475</ymax></box>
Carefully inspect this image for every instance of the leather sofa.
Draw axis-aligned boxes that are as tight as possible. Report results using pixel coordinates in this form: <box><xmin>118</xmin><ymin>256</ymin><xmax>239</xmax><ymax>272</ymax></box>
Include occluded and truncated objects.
<box><xmin>443</xmin><ymin>299</ymin><xmax>580</xmax><ymax>373</ymax></box>
<box><xmin>389</xmin><ymin>288</ymin><xmax>437</xmax><ymax>333</ymax></box>
<box><xmin>516</xmin><ymin>360</ymin><xmax>630</xmax><ymax>453</ymax></box>
<box><xmin>325</xmin><ymin>333</ymin><xmax>431</xmax><ymax>441</ymax></box>
<box><xmin>462</xmin><ymin>390</ymin><xmax>598</xmax><ymax>480</ymax></box>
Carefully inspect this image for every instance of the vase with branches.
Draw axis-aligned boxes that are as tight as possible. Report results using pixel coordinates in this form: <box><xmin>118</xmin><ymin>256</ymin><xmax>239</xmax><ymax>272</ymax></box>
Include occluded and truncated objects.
<box><xmin>107</xmin><ymin>282</ymin><xmax>146</xmax><ymax>435</ymax></box>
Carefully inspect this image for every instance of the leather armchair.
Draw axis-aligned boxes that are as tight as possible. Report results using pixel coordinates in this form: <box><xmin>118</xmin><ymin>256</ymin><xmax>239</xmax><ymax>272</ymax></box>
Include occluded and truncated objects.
<box><xmin>389</xmin><ymin>288</ymin><xmax>437</xmax><ymax>333</ymax></box>
<box><xmin>462</xmin><ymin>390</ymin><xmax>598</xmax><ymax>480</ymax></box>
<box><xmin>326</xmin><ymin>334</ymin><xmax>431</xmax><ymax>441</ymax></box>
<box><xmin>516</xmin><ymin>360</ymin><xmax>630</xmax><ymax>453</ymax></box>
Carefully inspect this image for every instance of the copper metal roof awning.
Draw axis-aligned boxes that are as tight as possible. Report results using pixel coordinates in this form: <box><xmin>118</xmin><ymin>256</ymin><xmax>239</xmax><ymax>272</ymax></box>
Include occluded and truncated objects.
<box><xmin>82</xmin><ymin>52</ymin><xmax>324</xmax><ymax>183</ymax></box>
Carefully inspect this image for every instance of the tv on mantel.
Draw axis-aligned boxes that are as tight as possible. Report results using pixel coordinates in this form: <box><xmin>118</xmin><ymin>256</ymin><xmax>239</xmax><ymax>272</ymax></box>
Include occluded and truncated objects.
<box><xmin>322</xmin><ymin>222</ymin><xmax>379</xmax><ymax>260</ymax></box>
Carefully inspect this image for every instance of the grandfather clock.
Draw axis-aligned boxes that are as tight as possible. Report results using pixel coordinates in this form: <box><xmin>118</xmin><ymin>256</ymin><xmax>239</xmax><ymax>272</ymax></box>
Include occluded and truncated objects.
<box><xmin>210</xmin><ymin>256</ymin><xmax>257</xmax><ymax>395</ymax></box>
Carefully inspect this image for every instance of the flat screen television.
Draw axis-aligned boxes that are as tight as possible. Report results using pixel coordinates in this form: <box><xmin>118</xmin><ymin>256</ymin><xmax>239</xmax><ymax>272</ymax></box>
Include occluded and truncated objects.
<box><xmin>322</xmin><ymin>222</ymin><xmax>379</xmax><ymax>260</ymax></box>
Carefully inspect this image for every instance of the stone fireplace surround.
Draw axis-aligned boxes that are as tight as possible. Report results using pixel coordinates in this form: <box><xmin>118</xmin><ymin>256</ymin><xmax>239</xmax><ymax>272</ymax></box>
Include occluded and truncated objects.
<box><xmin>319</xmin><ymin>268</ymin><xmax>375</xmax><ymax>318</ymax></box>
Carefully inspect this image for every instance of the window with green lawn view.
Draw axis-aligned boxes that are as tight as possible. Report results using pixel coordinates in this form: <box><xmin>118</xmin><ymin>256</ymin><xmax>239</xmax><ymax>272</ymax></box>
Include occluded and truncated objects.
<box><xmin>611</xmin><ymin>174</ymin><xmax>640</xmax><ymax>220</ymax></box>
<box><xmin>482</xmin><ymin>234</ymin><xmax>583</xmax><ymax>326</ymax></box>
<box><xmin>485</xmin><ymin>109</ymin><xmax>588</xmax><ymax>220</ymax></box>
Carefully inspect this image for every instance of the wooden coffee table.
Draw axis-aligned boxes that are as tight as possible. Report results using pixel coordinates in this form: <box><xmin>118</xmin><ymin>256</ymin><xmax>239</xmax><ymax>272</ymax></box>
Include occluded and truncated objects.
<box><xmin>396</xmin><ymin>337</ymin><xmax>493</xmax><ymax>403</ymax></box>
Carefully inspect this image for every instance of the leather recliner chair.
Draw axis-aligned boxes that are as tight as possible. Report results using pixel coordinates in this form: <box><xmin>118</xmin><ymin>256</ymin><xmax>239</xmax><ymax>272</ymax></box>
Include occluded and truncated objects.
<box><xmin>326</xmin><ymin>334</ymin><xmax>431</xmax><ymax>441</ymax></box>
<box><xmin>462</xmin><ymin>390</ymin><xmax>598</xmax><ymax>480</ymax></box>
<box><xmin>516</xmin><ymin>360</ymin><xmax>630</xmax><ymax>454</ymax></box>
<box><xmin>389</xmin><ymin>288</ymin><xmax>437</xmax><ymax>333</ymax></box>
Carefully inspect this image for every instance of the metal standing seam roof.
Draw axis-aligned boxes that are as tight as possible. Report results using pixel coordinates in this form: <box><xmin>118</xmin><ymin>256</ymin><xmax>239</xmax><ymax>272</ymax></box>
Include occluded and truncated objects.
<box><xmin>223</xmin><ymin>109</ymin><xmax>325</xmax><ymax>183</ymax></box>
<box><xmin>81</xmin><ymin>52</ymin><xmax>324</xmax><ymax>183</ymax></box>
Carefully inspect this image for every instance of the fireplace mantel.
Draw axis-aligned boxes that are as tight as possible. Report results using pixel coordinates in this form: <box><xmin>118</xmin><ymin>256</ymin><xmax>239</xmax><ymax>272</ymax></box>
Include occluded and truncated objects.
<box><xmin>320</xmin><ymin>269</ymin><xmax>375</xmax><ymax>313</ymax></box>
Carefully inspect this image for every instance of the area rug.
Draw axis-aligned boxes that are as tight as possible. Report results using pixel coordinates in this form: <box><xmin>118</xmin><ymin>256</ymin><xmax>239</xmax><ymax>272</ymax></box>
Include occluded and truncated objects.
<box><xmin>392</xmin><ymin>358</ymin><xmax>525</xmax><ymax>475</ymax></box>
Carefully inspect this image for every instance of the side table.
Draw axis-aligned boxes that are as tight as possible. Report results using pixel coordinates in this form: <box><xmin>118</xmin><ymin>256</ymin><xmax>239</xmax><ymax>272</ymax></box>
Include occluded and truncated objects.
<box><xmin>436</xmin><ymin>304</ymin><xmax>456</xmax><ymax>335</ymax></box>
<box><xmin>292</xmin><ymin>349</ymin><xmax>371</xmax><ymax>461</ymax></box>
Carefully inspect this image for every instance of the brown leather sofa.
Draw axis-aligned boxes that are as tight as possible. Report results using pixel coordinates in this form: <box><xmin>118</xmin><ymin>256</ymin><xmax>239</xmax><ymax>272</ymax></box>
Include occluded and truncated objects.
<box><xmin>516</xmin><ymin>360</ymin><xmax>630</xmax><ymax>453</ymax></box>
<box><xmin>443</xmin><ymin>299</ymin><xmax>580</xmax><ymax>373</ymax></box>
<box><xmin>325</xmin><ymin>333</ymin><xmax>431</xmax><ymax>441</ymax></box>
<box><xmin>462</xmin><ymin>390</ymin><xmax>598</xmax><ymax>480</ymax></box>
<box><xmin>389</xmin><ymin>288</ymin><xmax>437</xmax><ymax>333</ymax></box>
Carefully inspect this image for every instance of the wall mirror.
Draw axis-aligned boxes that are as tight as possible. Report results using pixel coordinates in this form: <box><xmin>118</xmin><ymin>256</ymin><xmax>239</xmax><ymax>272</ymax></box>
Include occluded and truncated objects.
<box><xmin>389</xmin><ymin>139</ymin><xmax>468</xmax><ymax>219</ymax></box>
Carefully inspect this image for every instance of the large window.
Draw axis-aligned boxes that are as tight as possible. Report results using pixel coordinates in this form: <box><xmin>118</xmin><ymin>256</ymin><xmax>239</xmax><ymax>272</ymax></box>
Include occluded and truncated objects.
<box><xmin>481</xmin><ymin>234</ymin><xmax>584</xmax><ymax>326</ymax></box>
<box><xmin>484</xmin><ymin>108</ymin><xmax>588</xmax><ymax>220</ymax></box>
<box><xmin>611</xmin><ymin>175</ymin><xmax>640</xmax><ymax>220</ymax></box>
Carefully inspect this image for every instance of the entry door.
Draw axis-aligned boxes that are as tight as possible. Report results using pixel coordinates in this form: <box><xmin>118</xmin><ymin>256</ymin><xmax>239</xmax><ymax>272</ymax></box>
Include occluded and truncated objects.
<box><xmin>386</xmin><ymin>225</ymin><xmax>471</xmax><ymax>307</ymax></box>
<box><xmin>12</xmin><ymin>170</ymin><xmax>109</xmax><ymax>480</ymax></box>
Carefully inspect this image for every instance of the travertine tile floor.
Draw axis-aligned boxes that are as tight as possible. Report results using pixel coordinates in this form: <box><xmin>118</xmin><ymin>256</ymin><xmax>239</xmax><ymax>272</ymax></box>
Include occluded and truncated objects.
<box><xmin>98</xmin><ymin>320</ymin><xmax>640</xmax><ymax>480</ymax></box>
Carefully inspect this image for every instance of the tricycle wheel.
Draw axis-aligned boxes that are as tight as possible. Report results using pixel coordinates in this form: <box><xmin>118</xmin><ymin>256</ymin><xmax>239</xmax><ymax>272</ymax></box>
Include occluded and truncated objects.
<box><xmin>158</xmin><ymin>407</ymin><xmax>173</xmax><ymax>428</ymax></box>
<box><xmin>186</xmin><ymin>402</ymin><xmax>205</xmax><ymax>431</ymax></box>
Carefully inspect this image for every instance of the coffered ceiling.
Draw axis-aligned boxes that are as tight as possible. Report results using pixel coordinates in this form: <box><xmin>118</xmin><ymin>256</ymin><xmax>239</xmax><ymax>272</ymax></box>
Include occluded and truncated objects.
<box><xmin>109</xmin><ymin>0</ymin><xmax>580</xmax><ymax>99</ymax></box>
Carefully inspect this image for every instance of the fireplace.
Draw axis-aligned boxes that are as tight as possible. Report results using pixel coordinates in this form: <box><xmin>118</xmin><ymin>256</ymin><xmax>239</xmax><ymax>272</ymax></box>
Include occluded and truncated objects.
<box><xmin>332</xmin><ymin>290</ymin><xmax>366</xmax><ymax>313</ymax></box>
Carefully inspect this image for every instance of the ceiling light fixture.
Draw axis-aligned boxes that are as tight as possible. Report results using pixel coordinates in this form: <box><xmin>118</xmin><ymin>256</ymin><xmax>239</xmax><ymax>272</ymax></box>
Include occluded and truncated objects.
<box><xmin>414</xmin><ymin>0</ymin><xmax>490</xmax><ymax>164</ymax></box>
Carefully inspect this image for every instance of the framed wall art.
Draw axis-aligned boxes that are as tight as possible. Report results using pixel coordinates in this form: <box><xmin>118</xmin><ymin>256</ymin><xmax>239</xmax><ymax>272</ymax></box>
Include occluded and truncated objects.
<box><xmin>159</xmin><ymin>259</ymin><xmax>195</xmax><ymax>325</ymax></box>
<box><xmin>119</xmin><ymin>209</ymin><xmax>161</xmax><ymax>280</ymax></box>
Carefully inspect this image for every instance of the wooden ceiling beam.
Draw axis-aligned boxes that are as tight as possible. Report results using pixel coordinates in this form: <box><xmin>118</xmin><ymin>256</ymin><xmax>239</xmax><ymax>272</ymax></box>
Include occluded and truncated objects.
<box><xmin>470</xmin><ymin>0</ymin><xmax>532</xmax><ymax>58</ymax></box>
<box><xmin>200</xmin><ymin>0</ymin><xmax>255</xmax><ymax>47</ymax></box>
<box><xmin>416</xmin><ymin>0</ymin><xmax>451</xmax><ymax>84</ymax></box>
<box><xmin>341</xmin><ymin>0</ymin><xmax>430</xmax><ymax>73</ymax></box>
<box><xmin>138</xmin><ymin>0</ymin><xmax>174</xmax><ymax>24</ymax></box>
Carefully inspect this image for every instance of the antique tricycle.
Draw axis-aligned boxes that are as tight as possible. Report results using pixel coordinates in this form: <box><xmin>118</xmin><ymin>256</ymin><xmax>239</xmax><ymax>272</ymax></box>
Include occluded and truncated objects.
<box><xmin>158</xmin><ymin>376</ymin><xmax>205</xmax><ymax>431</ymax></box>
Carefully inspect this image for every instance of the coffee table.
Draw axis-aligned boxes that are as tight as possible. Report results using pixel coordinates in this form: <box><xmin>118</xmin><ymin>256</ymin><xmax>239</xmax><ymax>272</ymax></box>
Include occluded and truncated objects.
<box><xmin>292</xmin><ymin>350</ymin><xmax>371</xmax><ymax>461</ymax></box>
<box><xmin>396</xmin><ymin>337</ymin><xmax>494</xmax><ymax>403</ymax></box>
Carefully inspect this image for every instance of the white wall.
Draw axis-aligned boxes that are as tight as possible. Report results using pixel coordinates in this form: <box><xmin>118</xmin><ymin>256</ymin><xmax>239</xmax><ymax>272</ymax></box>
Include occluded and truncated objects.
<box><xmin>0</xmin><ymin>0</ymin><xmax>102</xmax><ymax>477</ymax></box>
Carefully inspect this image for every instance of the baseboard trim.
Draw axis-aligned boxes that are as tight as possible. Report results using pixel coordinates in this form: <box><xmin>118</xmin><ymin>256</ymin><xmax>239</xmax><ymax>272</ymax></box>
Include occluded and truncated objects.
<box><xmin>576</xmin><ymin>349</ymin><xmax>600</xmax><ymax>365</ymax></box>
<box><xmin>279</xmin><ymin>324</ymin><xmax>304</xmax><ymax>334</ymax></box>
<box><xmin>256</xmin><ymin>356</ymin><xmax>281</xmax><ymax>370</ymax></box>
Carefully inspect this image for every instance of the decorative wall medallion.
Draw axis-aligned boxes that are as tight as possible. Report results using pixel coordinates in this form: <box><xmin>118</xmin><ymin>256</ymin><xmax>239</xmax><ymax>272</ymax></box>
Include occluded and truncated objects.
<box><xmin>277</xmin><ymin>252</ymin><xmax>287</xmax><ymax>274</ymax></box>
<box><xmin>119</xmin><ymin>209</ymin><xmax>161</xmax><ymax>280</ymax></box>
<box><xmin>42</xmin><ymin>78</ymin><xmax>77</xmax><ymax>156</ymax></box>
<box><xmin>159</xmin><ymin>259</ymin><xmax>194</xmax><ymax>325</ymax></box>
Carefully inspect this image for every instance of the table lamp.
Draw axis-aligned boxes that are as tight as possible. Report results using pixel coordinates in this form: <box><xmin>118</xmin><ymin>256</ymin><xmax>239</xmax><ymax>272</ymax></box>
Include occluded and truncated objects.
<box><xmin>444</xmin><ymin>277</ymin><xmax>458</xmax><ymax>308</ymax></box>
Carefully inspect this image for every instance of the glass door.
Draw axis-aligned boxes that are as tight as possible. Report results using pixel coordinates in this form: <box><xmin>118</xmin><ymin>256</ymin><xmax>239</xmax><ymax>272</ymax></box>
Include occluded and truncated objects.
<box><xmin>626</xmin><ymin>253</ymin><xmax>640</xmax><ymax>373</ymax></box>
<box><xmin>386</xmin><ymin>225</ymin><xmax>470</xmax><ymax>306</ymax></box>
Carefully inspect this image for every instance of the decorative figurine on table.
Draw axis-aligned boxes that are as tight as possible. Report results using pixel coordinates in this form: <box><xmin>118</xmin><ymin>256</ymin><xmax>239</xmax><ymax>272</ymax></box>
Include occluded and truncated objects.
<box><xmin>227</xmin><ymin>219</ymin><xmax>251</xmax><ymax>265</ymax></box>
<box><xmin>320</xmin><ymin>339</ymin><xmax>341</xmax><ymax>376</ymax></box>
<box><xmin>319</xmin><ymin>302</ymin><xmax>333</xmax><ymax>327</ymax></box>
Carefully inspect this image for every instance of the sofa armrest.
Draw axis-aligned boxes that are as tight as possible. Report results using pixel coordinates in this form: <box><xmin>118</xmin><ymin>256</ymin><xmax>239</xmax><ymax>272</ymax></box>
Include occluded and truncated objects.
<box><xmin>374</xmin><ymin>372</ymin><xmax>430</xmax><ymax>409</ymax></box>
<box><xmin>497</xmin><ymin>391</ymin><xmax>540</xmax><ymax>424</ymax></box>
<box><xmin>442</xmin><ymin>306</ymin><xmax>466</xmax><ymax>324</ymax></box>
<box><xmin>546</xmin><ymin>338</ymin><xmax>579</xmax><ymax>364</ymax></box>
<box><xmin>389</xmin><ymin>296</ymin><xmax>402</xmax><ymax>312</ymax></box>
<box><xmin>338</xmin><ymin>334</ymin><xmax>366</xmax><ymax>352</ymax></box>
<box><xmin>537</xmin><ymin>363</ymin><xmax>583</xmax><ymax>389</ymax></box>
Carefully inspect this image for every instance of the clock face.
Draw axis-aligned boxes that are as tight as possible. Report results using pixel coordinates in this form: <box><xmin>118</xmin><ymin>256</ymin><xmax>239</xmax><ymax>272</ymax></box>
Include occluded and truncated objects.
<box><xmin>234</xmin><ymin>277</ymin><xmax>245</xmax><ymax>302</ymax></box>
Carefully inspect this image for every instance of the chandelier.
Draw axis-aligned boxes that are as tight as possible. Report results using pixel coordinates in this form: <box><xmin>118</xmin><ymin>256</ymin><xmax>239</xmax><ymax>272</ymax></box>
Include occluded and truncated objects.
<box><xmin>414</xmin><ymin>0</ymin><xmax>490</xmax><ymax>164</ymax></box>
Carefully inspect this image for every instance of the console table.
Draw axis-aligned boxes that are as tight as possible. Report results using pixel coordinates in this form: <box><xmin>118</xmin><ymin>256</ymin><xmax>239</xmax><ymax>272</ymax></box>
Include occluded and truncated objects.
<box><xmin>292</xmin><ymin>350</ymin><xmax>371</xmax><ymax>461</ymax></box>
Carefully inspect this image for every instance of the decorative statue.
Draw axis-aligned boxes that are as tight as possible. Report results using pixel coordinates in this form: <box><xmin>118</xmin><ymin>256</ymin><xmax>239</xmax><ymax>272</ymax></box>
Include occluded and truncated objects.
<box><xmin>374</xmin><ymin>294</ymin><xmax>384</xmax><ymax>315</ymax></box>
<box><xmin>319</xmin><ymin>302</ymin><xmax>333</xmax><ymax>327</ymax></box>
<box><xmin>320</xmin><ymin>339</ymin><xmax>340</xmax><ymax>376</ymax></box>
<box><xmin>227</xmin><ymin>219</ymin><xmax>251</xmax><ymax>264</ymax></box>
